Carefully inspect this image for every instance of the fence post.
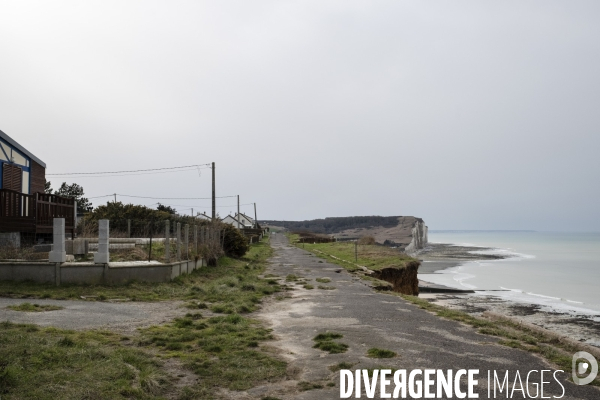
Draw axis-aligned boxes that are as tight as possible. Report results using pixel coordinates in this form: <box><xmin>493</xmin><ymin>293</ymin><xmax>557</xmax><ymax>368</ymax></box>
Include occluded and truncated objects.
<box><xmin>165</xmin><ymin>220</ymin><xmax>170</xmax><ymax>263</ymax></box>
<box><xmin>73</xmin><ymin>201</ymin><xmax>77</xmax><ymax>239</ymax></box>
<box><xmin>94</xmin><ymin>219</ymin><xmax>110</xmax><ymax>264</ymax></box>
<box><xmin>148</xmin><ymin>221</ymin><xmax>153</xmax><ymax>262</ymax></box>
<box><xmin>127</xmin><ymin>219</ymin><xmax>131</xmax><ymax>238</ymax></box>
<box><xmin>194</xmin><ymin>225</ymin><xmax>198</xmax><ymax>255</ymax></box>
<box><xmin>176</xmin><ymin>222</ymin><xmax>181</xmax><ymax>261</ymax></box>
<box><xmin>185</xmin><ymin>224</ymin><xmax>189</xmax><ymax>260</ymax></box>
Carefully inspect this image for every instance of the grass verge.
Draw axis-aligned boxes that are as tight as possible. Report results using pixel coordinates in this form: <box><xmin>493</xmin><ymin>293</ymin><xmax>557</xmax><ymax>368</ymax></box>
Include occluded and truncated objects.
<box><xmin>287</xmin><ymin>234</ymin><xmax>416</xmax><ymax>272</ymax></box>
<box><xmin>0</xmin><ymin>321</ymin><xmax>171</xmax><ymax>399</ymax></box>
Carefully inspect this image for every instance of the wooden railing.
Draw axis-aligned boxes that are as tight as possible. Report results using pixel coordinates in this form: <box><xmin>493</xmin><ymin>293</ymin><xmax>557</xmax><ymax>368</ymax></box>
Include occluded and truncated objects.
<box><xmin>35</xmin><ymin>193</ymin><xmax>75</xmax><ymax>230</ymax></box>
<box><xmin>0</xmin><ymin>189</ymin><xmax>36</xmax><ymax>232</ymax></box>
<box><xmin>0</xmin><ymin>189</ymin><xmax>75</xmax><ymax>234</ymax></box>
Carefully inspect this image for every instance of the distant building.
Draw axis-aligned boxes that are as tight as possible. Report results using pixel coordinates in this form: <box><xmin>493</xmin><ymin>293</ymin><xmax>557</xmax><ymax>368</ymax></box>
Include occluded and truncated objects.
<box><xmin>221</xmin><ymin>214</ymin><xmax>253</xmax><ymax>229</ymax></box>
<box><xmin>235</xmin><ymin>212</ymin><xmax>255</xmax><ymax>228</ymax></box>
<box><xmin>222</xmin><ymin>214</ymin><xmax>243</xmax><ymax>228</ymax></box>
<box><xmin>196</xmin><ymin>212</ymin><xmax>211</xmax><ymax>221</ymax></box>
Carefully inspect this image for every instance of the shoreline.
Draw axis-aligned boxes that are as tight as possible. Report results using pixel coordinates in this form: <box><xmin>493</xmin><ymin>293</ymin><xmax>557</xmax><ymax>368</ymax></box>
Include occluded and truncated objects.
<box><xmin>415</xmin><ymin>242</ymin><xmax>600</xmax><ymax>349</ymax></box>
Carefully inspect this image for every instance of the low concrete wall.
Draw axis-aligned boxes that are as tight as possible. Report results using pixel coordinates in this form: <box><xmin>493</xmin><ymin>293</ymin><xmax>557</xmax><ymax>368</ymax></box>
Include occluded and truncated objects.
<box><xmin>0</xmin><ymin>258</ymin><xmax>205</xmax><ymax>286</ymax></box>
<box><xmin>0</xmin><ymin>262</ymin><xmax>55</xmax><ymax>284</ymax></box>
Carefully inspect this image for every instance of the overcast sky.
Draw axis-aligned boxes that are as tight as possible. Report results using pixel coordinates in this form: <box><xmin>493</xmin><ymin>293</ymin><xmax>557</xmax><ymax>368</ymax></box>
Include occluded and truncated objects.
<box><xmin>1</xmin><ymin>1</ymin><xmax>599</xmax><ymax>231</ymax></box>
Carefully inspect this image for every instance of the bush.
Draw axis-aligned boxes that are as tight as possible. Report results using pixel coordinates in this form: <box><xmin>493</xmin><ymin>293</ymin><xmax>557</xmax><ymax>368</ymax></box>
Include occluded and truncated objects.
<box><xmin>222</xmin><ymin>224</ymin><xmax>249</xmax><ymax>258</ymax></box>
<box><xmin>81</xmin><ymin>202</ymin><xmax>207</xmax><ymax>237</ymax></box>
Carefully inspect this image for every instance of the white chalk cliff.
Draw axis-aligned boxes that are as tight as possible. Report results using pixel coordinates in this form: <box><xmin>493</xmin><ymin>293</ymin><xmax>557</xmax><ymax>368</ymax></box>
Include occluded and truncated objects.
<box><xmin>404</xmin><ymin>219</ymin><xmax>428</xmax><ymax>254</ymax></box>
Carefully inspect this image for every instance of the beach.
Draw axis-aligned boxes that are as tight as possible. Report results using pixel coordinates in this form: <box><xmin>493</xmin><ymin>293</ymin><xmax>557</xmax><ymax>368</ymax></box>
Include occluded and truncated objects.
<box><xmin>417</xmin><ymin>237</ymin><xmax>600</xmax><ymax>349</ymax></box>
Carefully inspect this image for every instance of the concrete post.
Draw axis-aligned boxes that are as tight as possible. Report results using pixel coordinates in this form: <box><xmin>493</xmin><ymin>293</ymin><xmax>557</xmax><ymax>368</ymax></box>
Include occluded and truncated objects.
<box><xmin>94</xmin><ymin>219</ymin><xmax>110</xmax><ymax>264</ymax></box>
<box><xmin>73</xmin><ymin>201</ymin><xmax>77</xmax><ymax>239</ymax></box>
<box><xmin>194</xmin><ymin>225</ymin><xmax>198</xmax><ymax>255</ymax></box>
<box><xmin>165</xmin><ymin>220</ymin><xmax>170</xmax><ymax>262</ymax></box>
<box><xmin>49</xmin><ymin>218</ymin><xmax>66</xmax><ymax>263</ymax></box>
<box><xmin>176</xmin><ymin>222</ymin><xmax>181</xmax><ymax>261</ymax></box>
<box><xmin>185</xmin><ymin>224</ymin><xmax>189</xmax><ymax>260</ymax></box>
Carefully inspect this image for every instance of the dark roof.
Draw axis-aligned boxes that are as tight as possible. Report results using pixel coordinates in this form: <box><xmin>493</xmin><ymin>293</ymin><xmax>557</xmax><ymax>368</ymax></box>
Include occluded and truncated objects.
<box><xmin>0</xmin><ymin>129</ymin><xmax>46</xmax><ymax>168</ymax></box>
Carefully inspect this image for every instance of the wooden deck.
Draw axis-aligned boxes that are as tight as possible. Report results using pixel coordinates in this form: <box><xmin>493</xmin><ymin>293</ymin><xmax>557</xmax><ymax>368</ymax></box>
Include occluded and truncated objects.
<box><xmin>0</xmin><ymin>189</ymin><xmax>75</xmax><ymax>235</ymax></box>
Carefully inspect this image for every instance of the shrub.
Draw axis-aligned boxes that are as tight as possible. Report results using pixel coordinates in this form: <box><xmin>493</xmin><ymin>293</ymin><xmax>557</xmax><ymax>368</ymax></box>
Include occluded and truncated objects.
<box><xmin>222</xmin><ymin>224</ymin><xmax>249</xmax><ymax>258</ymax></box>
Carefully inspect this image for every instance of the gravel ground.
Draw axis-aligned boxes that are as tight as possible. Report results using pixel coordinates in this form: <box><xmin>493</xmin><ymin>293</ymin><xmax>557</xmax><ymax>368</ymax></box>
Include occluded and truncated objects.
<box><xmin>0</xmin><ymin>297</ymin><xmax>187</xmax><ymax>334</ymax></box>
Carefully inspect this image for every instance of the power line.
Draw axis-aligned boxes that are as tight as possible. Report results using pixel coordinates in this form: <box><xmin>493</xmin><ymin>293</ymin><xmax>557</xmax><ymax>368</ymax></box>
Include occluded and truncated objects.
<box><xmin>47</xmin><ymin>164</ymin><xmax>211</xmax><ymax>176</ymax></box>
<box><xmin>47</xmin><ymin>168</ymin><xmax>206</xmax><ymax>178</ymax></box>
<box><xmin>118</xmin><ymin>194</ymin><xmax>237</xmax><ymax>200</ymax></box>
<box><xmin>152</xmin><ymin>201</ymin><xmax>254</xmax><ymax>208</ymax></box>
<box><xmin>87</xmin><ymin>193</ymin><xmax>237</xmax><ymax>200</ymax></box>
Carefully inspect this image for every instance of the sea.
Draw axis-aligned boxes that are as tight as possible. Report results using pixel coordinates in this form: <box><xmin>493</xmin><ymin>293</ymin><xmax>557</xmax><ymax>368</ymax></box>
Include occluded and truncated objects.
<box><xmin>419</xmin><ymin>231</ymin><xmax>600</xmax><ymax>316</ymax></box>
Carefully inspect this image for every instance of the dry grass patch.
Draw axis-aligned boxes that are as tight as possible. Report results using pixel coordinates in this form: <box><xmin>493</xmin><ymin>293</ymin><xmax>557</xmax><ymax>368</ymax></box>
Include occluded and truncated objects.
<box><xmin>7</xmin><ymin>303</ymin><xmax>64</xmax><ymax>312</ymax></box>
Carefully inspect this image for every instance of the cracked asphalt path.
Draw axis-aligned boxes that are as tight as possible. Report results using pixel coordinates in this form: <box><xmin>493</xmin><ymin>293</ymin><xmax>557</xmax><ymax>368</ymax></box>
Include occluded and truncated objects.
<box><xmin>251</xmin><ymin>233</ymin><xmax>599</xmax><ymax>399</ymax></box>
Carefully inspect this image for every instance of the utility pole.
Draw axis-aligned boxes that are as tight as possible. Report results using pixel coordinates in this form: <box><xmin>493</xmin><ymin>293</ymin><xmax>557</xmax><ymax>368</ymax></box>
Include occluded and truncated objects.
<box><xmin>254</xmin><ymin>203</ymin><xmax>257</xmax><ymax>228</ymax></box>
<box><xmin>191</xmin><ymin>208</ymin><xmax>194</xmax><ymax>217</ymax></box>
<box><xmin>237</xmin><ymin>195</ymin><xmax>240</xmax><ymax>229</ymax></box>
<box><xmin>114</xmin><ymin>193</ymin><xmax>117</xmax><ymax>203</ymax></box>
<box><xmin>211</xmin><ymin>162</ymin><xmax>216</xmax><ymax>221</ymax></box>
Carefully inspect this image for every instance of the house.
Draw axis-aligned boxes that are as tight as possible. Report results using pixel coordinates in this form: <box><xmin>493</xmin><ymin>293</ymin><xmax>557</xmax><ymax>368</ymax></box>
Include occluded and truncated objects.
<box><xmin>0</xmin><ymin>129</ymin><xmax>76</xmax><ymax>244</ymax></box>
<box><xmin>234</xmin><ymin>212</ymin><xmax>255</xmax><ymax>228</ymax></box>
<box><xmin>221</xmin><ymin>214</ymin><xmax>244</xmax><ymax>228</ymax></box>
<box><xmin>196</xmin><ymin>212</ymin><xmax>211</xmax><ymax>221</ymax></box>
<box><xmin>221</xmin><ymin>214</ymin><xmax>255</xmax><ymax>229</ymax></box>
<box><xmin>0</xmin><ymin>129</ymin><xmax>46</xmax><ymax>194</ymax></box>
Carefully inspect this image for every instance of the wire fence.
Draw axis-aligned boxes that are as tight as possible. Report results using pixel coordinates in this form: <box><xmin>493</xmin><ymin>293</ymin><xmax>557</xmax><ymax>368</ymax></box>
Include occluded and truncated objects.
<box><xmin>0</xmin><ymin>219</ymin><xmax>228</xmax><ymax>263</ymax></box>
<box><xmin>0</xmin><ymin>231</ymin><xmax>46</xmax><ymax>261</ymax></box>
<box><xmin>77</xmin><ymin>219</ymin><xmax>224</xmax><ymax>263</ymax></box>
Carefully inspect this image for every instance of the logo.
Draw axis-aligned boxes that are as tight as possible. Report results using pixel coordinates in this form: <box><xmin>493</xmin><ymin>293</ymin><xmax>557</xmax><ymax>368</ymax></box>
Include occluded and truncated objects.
<box><xmin>572</xmin><ymin>351</ymin><xmax>598</xmax><ymax>385</ymax></box>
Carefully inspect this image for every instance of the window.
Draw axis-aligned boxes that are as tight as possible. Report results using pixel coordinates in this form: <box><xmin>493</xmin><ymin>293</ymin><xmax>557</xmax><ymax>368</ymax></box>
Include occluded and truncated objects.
<box><xmin>22</xmin><ymin>171</ymin><xmax>30</xmax><ymax>194</ymax></box>
<box><xmin>2</xmin><ymin>163</ymin><xmax>22</xmax><ymax>191</ymax></box>
<box><xmin>11</xmin><ymin>149</ymin><xmax>27</xmax><ymax>166</ymax></box>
